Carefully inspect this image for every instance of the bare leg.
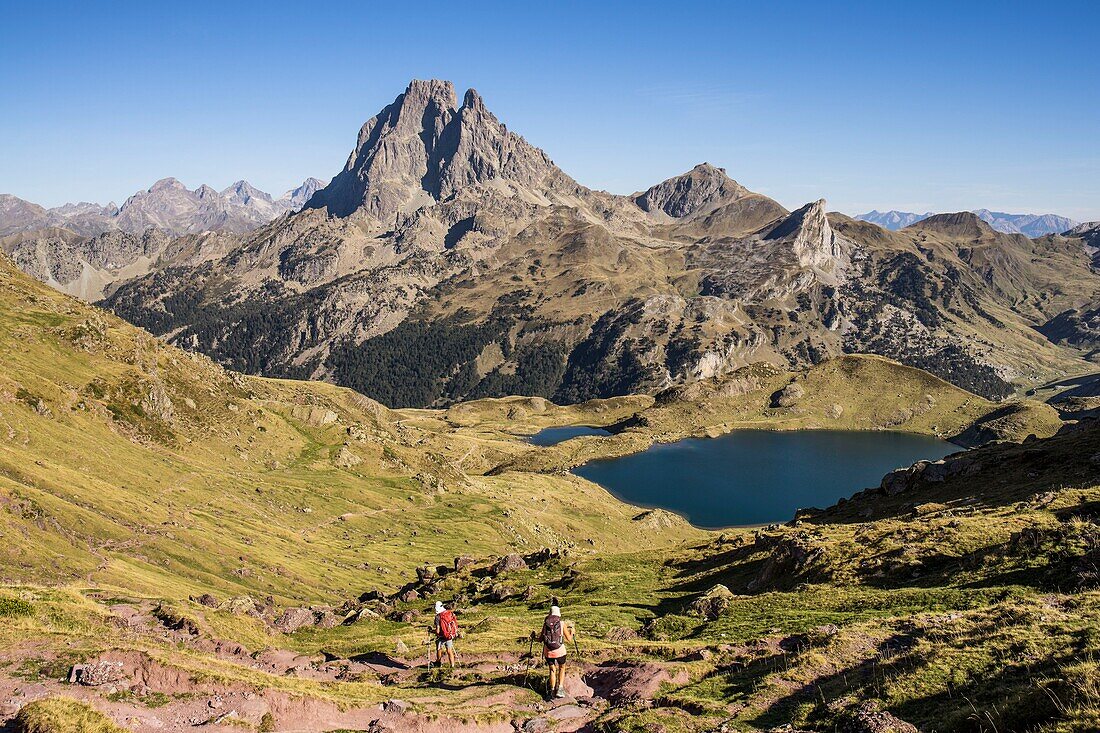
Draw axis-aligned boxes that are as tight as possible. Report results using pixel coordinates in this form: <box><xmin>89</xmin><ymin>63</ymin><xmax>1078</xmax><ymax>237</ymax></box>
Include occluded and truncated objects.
<box><xmin>446</xmin><ymin>646</ymin><xmax>456</xmax><ymax>668</ymax></box>
<box><xmin>548</xmin><ymin>664</ymin><xmax>558</xmax><ymax>696</ymax></box>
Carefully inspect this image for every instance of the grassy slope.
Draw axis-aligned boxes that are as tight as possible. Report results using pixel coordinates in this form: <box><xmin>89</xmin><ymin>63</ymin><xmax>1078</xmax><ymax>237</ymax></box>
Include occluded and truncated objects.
<box><xmin>1</xmin><ymin>251</ymin><xmax>1097</xmax><ymax>732</ymax></box>
<box><xmin>0</xmin><ymin>253</ymin><xmax>701</xmax><ymax>606</ymax></box>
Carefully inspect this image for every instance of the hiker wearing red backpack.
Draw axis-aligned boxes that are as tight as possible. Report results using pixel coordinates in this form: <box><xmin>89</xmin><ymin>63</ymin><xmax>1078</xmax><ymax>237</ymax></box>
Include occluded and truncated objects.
<box><xmin>531</xmin><ymin>604</ymin><xmax>575</xmax><ymax>699</ymax></box>
<box><xmin>430</xmin><ymin>601</ymin><xmax>459</xmax><ymax>668</ymax></box>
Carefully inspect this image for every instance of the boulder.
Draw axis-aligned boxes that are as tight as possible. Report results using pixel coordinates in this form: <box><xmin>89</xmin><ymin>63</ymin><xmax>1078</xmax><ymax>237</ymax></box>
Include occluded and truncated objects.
<box><xmin>334</xmin><ymin>445</ymin><xmax>362</xmax><ymax>468</ymax></box>
<box><xmin>605</xmin><ymin>626</ymin><xmax>640</xmax><ymax>641</ymax></box>
<box><xmin>193</xmin><ymin>593</ymin><xmax>219</xmax><ymax>608</ymax></box>
<box><xmin>522</xmin><ymin>718</ymin><xmax>552</xmax><ymax>733</ymax></box>
<box><xmin>840</xmin><ymin>702</ymin><xmax>920</xmax><ymax>733</ymax></box>
<box><xmin>315</xmin><ymin>610</ymin><xmax>340</xmax><ymax>629</ymax></box>
<box><xmin>454</xmin><ymin>555</ymin><xmax>476</xmax><ymax>572</ymax></box>
<box><xmin>274</xmin><ymin>607</ymin><xmax>315</xmax><ymax>634</ymax></box>
<box><xmin>491</xmin><ymin>553</ymin><xmax>528</xmax><ymax>575</ymax></box>
<box><xmin>772</xmin><ymin>382</ymin><xmax>805</xmax><ymax>408</ymax></box>
<box><xmin>488</xmin><ymin>583</ymin><xmax>515</xmax><ymax>601</ymax></box>
<box><xmin>69</xmin><ymin>661</ymin><xmax>124</xmax><ymax>686</ymax></box>
<box><xmin>689</xmin><ymin>584</ymin><xmax>735</xmax><ymax>620</ymax></box>
<box><xmin>381</xmin><ymin>699</ymin><xmax>409</xmax><ymax>715</ymax></box>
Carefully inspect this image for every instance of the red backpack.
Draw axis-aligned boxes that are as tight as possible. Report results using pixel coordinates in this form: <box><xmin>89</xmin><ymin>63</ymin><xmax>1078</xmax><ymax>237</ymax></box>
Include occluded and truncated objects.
<box><xmin>438</xmin><ymin>609</ymin><xmax>458</xmax><ymax>641</ymax></box>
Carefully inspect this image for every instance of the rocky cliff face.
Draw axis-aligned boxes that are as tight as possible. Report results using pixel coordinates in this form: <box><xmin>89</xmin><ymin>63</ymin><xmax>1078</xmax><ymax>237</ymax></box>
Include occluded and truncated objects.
<box><xmin>13</xmin><ymin>79</ymin><xmax>1099</xmax><ymax>406</ymax></box>
<box><xmin>2</xmin><ymin>226</ymin><xmax>235</xmax><ymax>301</ymax></box>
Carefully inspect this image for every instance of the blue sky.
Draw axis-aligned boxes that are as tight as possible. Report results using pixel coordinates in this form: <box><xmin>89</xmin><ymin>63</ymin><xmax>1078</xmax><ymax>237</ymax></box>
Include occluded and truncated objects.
<box><xmin>2</xmin><ymin>0</ymin><xmax>1098</xmax><ymax>221</ymax></box>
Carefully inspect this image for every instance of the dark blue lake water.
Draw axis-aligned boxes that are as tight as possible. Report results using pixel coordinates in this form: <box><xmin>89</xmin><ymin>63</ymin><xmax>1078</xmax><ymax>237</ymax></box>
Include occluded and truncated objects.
<box><xmin>527</xmin><ymin>425</ymin><xmax>612</xmax><ymax>446</ymax></box>
<box><xmin>572</xmin><ymin>429</ymin><xmax>959</xmax><ymax>528</ymax></box>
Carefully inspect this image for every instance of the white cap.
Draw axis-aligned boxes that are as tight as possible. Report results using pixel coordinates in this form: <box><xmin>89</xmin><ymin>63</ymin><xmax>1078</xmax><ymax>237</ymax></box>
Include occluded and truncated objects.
<box><xmin>550</xmin><ymin>605</ymin><xmax>561</xmax><ymax>617</ymax></box>
<box><xmin>435</xmin><ymin>601</ymin><xmax>444</xmax><ymax>613</ymax></box>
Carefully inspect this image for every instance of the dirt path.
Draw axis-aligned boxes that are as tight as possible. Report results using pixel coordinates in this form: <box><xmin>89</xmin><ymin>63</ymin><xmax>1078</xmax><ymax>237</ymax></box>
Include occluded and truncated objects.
<box><xmin>0</xmin><ymin>640</ymin><xmax>627</xmax><ymax>732</ymax></box>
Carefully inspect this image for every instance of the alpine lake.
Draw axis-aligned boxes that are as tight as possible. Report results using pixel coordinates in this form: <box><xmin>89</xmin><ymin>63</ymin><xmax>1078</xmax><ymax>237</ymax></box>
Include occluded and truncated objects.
<box><xmin>530</xmin><ymin>427</ymin><xmax>959</xmax><ymax>528</ymax></box>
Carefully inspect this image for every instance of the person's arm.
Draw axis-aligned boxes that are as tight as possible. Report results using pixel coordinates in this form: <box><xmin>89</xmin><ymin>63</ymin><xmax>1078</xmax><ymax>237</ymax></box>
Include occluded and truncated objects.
<box><xmin>564</xmin><ymin>622</ymin><xmax>575</xmax><ymax>642</ymax></box>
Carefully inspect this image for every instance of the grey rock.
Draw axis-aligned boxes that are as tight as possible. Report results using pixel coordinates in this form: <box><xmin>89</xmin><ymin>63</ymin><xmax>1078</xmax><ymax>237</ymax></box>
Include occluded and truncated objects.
<box><xmin>634</xmin><ymin>163</ymin><xmax>749</xmax><ymax>218</ymax></box>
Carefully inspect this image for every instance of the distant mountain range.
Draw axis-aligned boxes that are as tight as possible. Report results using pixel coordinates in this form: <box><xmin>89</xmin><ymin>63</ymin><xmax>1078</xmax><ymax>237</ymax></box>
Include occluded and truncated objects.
<box><xmin>0</xmin><ymin>177</ymin><xmax>324</xmax><ymax>237</ymax></box>
<box><xmin>2</xmin><ymin>79</ymin><xmax>1099</xmax><ymax>407</ymax></box>
<box><xmin>857</xmin><ymin>209</ymin><xmax>1078</xmax><ymax>237</ymax></box>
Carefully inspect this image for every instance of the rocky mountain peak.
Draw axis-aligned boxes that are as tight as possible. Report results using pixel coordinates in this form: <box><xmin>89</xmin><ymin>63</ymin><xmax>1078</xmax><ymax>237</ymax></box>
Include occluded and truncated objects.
<box><xmin>1067</xmin><ymin>221</ymin><xmax>1100</xmax><ymax>237</ymax></box>
<box><xmin>635</xmin><ymin>163</ymin><xmax>750</xmax><ymax>218</ymax></box>
<box><xmin>462</xmin><ymin>87</ymin><xmax>485</xmax><ymax>111</ymax></box>
<box><xmin>223</xmin><ymin>180</ymin><xmax>272</xmax><ymax>206</ymax></box>
<box><xmin>306</xmin><ymin>79</ymin><xmax>574</xmax><ymax>220</ymax></box>
<box><xmin>765</xmin><ymin>199</ymin><xmax>845</xmax><ymax>270</ymax></box>
<box><xmin>280</xmin><ymin>178</ymin><xmax>325</xmax><ymax>209</ymax></box>
<box><xmin>403</xmin><ymin>78</ymin><xmax>459</xmax><ymax>108</ymax></box>
<box><xmin>149</xmin><ymin>177</ymin><xmax>186</xmax><ymax>193</ymax></box>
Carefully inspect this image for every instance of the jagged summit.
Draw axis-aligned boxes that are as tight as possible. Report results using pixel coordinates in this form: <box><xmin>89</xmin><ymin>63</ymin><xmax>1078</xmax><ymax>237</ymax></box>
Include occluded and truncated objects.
<box><xmin>305</xmin><ymin>79</ymin><xmax>577</xmax><ymax>220</ymax></box>
<box><xmin>763</xmin><ymin>199</ymin><xmax>846</xmax><ymax>271</ymax></box>
<box><xmin>634</xmin><ymin>163</ymin><xmax>750</xmax><ymax>218</ymax></box>
<box><xmin>0</xmin><ymin>177</ymin><xmax>325</xmax><ymax>239</ymax></box>
<box><xmin>222</xmin><ymin>180</ymin><xmax>273</xmax><ymax>205</ymax></box>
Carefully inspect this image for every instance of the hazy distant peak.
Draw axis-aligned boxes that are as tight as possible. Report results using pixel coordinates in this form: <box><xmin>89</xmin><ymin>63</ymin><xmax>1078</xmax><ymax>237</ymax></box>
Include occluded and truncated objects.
<box><xmin>222</xmin><ymin>180</ymin><xmax>274</xmax><ymax>206</ymax></box>
<box><xmin>1</xmin><ymin>177</ymin><xmax>326</xmax><ymax>237</ymax></box>
<box><xmin>149</xmin><ymin>177</ymin><xmax>186</xmax><ymax>192</ymax></box>
<box><xmin>859</xmin><ymin>208</ymin><xmax>1077</xmax><ymax>237</ymax></box>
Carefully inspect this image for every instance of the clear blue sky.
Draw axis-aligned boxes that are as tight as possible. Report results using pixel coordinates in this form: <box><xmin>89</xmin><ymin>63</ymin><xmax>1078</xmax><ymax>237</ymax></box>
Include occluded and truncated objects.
<box><xmin>2</xmin><ymin>0</ymin><xmax>1098</xmax><ymax>221</ymax></box>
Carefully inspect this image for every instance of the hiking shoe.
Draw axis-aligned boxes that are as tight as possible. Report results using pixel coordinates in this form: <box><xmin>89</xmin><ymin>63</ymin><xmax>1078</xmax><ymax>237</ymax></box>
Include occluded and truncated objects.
<box><xmin>555</xmin><ymin>688</ymin><xmax>565</xmax><ymax>698</ymax></box>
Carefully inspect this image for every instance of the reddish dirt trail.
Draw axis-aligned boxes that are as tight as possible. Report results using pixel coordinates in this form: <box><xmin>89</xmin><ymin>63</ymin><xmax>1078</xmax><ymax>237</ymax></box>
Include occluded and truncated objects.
<box><xmin>0</xmin><ymin>643</ymin><xmax>642</xmax><ymax>732</ymax></box>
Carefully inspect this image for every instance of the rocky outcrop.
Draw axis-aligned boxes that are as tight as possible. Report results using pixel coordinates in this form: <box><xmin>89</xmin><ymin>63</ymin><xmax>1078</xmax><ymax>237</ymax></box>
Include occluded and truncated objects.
<box><xmin>837</xmin><ymin>702</ymin><xmax>920</xmax><ymax>733</ymax></box>
<box><xmin>688</xmin><ymin>584</ymin><xmax>735</xmax><ymax>620</ymax></box>
<box><xmin>772</xmin><ymin>381</ymin><xmax>805</xmax><ymax>408</ymax></box>
<box><xmin>490</xmin><ymin>553</ymin><xmax>528</xmax><ymax>575</ymax></box>
<box><xmin>765</xmin><ymin>199</ymin><xmax>847</xmax><ymax>272</ymax></box>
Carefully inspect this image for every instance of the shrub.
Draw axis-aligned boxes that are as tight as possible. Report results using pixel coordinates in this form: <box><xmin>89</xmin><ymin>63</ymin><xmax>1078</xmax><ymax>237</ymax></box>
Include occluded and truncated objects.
<box><xmin>0</xmin><ymin>597</ymin><xmax>34</xmax><ymax>618</ymax></box>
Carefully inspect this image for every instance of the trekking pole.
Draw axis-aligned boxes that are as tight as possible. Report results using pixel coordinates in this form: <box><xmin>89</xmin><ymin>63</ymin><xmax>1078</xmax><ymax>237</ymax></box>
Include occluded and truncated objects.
<box><xmin>521</xmin><ymin>637</ymin><xmax>535</xmax><ymax>689</ymax></box>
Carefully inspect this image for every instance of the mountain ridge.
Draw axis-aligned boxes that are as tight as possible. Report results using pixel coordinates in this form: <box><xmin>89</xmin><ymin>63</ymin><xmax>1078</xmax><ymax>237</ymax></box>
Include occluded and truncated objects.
<box><xmin>0</xmin><ymin>176</ymin><xmax>324</xmax><ymax>237</ymax></box>
<box><xmin>857</xmin><ymin>208</ymin><xmax>1078</xmax><ymax>237</ymax></box>
<box><xmin>5</xmin><ymin>79</ymin><xmax>1099</xmax><ymax>407</ymax></box>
